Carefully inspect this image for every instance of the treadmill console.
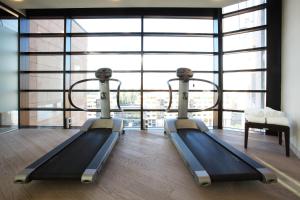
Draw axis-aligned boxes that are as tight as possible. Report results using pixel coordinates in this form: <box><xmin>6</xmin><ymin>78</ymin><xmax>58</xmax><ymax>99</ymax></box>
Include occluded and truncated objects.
<box><xmin>95</xmin><ymin>68</ymin><xmax>112</xmax><ymax>83</ymax></box>
<box><xmin>176</xmin><ymin>68</ymin><xmax>193</xmax><ymax>82</ymax></box>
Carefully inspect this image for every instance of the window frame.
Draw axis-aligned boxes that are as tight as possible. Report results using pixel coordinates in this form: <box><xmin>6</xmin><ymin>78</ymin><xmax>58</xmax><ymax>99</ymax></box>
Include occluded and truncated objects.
<box><xmin>18</xmin><ymin>2</ymin><xmax>281</xmax><ymax>131</ymax></box>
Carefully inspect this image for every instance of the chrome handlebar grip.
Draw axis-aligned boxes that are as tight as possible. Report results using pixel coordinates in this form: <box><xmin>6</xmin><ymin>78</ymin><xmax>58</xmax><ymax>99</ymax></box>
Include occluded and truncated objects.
<box><xmin>110</xmin><ymin>78</ymin><xmax>123</xmax><ymax>111</ymax></box>
<box><xmin>166</xmin><ymin>78</ymin><xmax>179</xmax><ymax>112</ymax></box>
<box><xmin>166</xmin><ymin>78</ymin><xmax>221</xmax><ymax>112</ymax></box>
<box><xmin>68</xmin><ymin>78</ymin><xmax>122</xmax><ymax>112</ymax></box>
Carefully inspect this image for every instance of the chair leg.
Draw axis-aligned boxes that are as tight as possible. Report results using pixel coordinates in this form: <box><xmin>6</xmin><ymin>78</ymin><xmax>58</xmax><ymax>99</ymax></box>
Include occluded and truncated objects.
<box><xmin>279</xmin><ymin>132</ymin><xmax>282</xmax><ymax>145</ymax></box>
<box><xmin>244</xmin><ymin>123</ymin><xmax>249</xmax><ymax>149</ymax></box>
<box><xmin>285</xmin><ymin>130</ymin><xmax>290</xmax><ymax>157</ymax></box>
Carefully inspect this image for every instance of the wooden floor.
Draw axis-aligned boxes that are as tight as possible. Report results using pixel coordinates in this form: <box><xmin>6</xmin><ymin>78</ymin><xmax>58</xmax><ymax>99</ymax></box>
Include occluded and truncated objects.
<box><xmin>0</xmin><ymin>128</ymin><xmax>300</xmax><ymax>200</ymax></box>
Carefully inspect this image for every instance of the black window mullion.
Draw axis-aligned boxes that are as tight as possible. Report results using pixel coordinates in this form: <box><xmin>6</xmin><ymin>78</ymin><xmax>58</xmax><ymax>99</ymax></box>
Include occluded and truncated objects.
<box><xmin>63</xmin><ymin>17</ymin><xmax>67</xmax><ymax>128</ymax></box>
<box><xmin>222</xmin><ymin>25</ymin><xmax>267</xmax><ymax>37</ymax></box>
<box><xmin>216</xmin><ymin>9</ymin><xmax>223</xmax><ymax>129</ymax></box>
<box><xmin>223</xmin><ymin>68</ymin><xmax>267</xmax><ymax>73</ymax></box>
<box><xmin>222</xmin><ymin>3</ymin><xmax>267</xmax><ymax>18</ymax></box>
<box><xmin>18</xmin><ymin>18</ymin><xmax>21</xmax><ymax>128</ymax></box>
<box><xmin>140</xmin><ymin>16</ymin><xmax>144</xmax><ymax>130</ymax></box>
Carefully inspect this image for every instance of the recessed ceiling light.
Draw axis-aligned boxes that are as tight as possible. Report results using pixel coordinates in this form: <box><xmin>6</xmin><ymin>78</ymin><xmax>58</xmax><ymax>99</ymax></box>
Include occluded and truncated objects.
<box><xmin>12</xmin><ymin>0</ymin><xmax>24</xmax><ymax>2</ymax></box>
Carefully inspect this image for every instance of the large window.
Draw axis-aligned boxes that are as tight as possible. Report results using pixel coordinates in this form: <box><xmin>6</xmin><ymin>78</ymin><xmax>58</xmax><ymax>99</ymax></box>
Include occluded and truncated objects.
<box><xmin>19</xmin><ymin>3</ymin><xmax>270</xmax><ymax>131</ymax></box>
<box><xmin>143</xmin><ymin>17</ymin><xmax>217</xmax><ymax>129</ymax></box>
<box><xmin>222</xmin><ymin>0</ymin><xmax>267</xmax><ymax>129</ymax></box>
<box><xmin>20</xmin><ymin>19</ymin><xmax>65</xmax><ymax>127</ymax></box>
<box><xmin>19</xmin><ymin>15</ymin><xmax>217</xmax><ymax>129</ymax></box>
<box><xmin>0</xmin><ymin>16</ymin><xmax>18</xmax><ymax>133</ymax></box>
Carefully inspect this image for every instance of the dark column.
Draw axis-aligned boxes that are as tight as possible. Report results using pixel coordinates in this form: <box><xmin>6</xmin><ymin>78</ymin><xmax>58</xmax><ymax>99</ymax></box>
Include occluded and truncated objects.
<box><xmin>266</xmin><ymin>0</ymin><xmax>282</xmax><ymax>110</ymax></box>
<box><xmin>266</xmin><ymin>0</ymin><xmax>282</xmax><ymax>135</ymax></box>
<box><xmin>216</xmin><ymin>9</ymin><xmax>223</xmax><ymax>129</ymax></box>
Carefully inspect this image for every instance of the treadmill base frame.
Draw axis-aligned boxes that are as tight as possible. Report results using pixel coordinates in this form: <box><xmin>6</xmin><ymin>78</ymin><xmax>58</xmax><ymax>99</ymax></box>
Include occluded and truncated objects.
<box><xmin>164</xmin><ymin>117</ymin><xmax>277</xmax><ymax>186</ymax></box>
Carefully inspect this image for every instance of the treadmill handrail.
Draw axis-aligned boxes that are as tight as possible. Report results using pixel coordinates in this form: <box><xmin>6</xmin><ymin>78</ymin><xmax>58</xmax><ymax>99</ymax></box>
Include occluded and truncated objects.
<box><xmin>68</xmin><ymin>78</ymin><xmax>122</xmax><ymax>112</ymax></box>
<box><xmin>166</xmin><ymin>78</ymin><xmax>221</xmax><ymax>112</ymax></box>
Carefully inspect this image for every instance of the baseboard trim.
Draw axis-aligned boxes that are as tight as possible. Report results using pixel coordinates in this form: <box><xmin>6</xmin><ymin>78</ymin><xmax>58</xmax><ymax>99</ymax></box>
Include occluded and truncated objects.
<box><xmin>290</xmin><ymin>143</ymin><xmax>300</xmax><ymax>158</ymax></box>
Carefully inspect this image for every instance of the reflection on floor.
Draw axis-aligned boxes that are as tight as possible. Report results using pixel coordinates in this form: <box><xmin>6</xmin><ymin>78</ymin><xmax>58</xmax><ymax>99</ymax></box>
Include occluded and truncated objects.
<box><xmin>0</xmin><ymin>127</ymin><xmax>18</xmax><ymax>134</ymax></box>
<box><xmin>0</xmin><ymin>128</ymin><xmax>299</xmax><ymax>200</ymax></box>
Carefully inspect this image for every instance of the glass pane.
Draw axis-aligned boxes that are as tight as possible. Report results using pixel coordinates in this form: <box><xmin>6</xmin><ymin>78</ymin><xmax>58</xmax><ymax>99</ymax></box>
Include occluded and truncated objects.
<box><xmin>144</xmin><ymin>111</ymin><xmax>166</xmax><ymax>128</ymax></box>
<box><xmin>189</xmin><ymin>76</ymin><xmax>219</xmax><ymax>91</ymax></box>
<box><xmin>143</xmin><ymin>92</ymin><xmax>173</xmax><ymax>110</ymax></box>
<box><xmin>20</xmin><ymin>37</ymin><xmax>64</xmax><ymax>52</ymax></box>
<box><xmin>20</xmin><ymin>111</ymin><xmax>63</xmax><ymax>126</ymax></box>
<box><xmin>0</xmin><ymin>18</ymin><xmax>18</xmax><ymax>132</ymax></box>
<box><xmin>21</xmin><ymin>19</ymin><xmax>64</xmax><ymax>33</ymax></box>
<box><xmin>0</xmin><ymin>19</ymin><xmax>18</xmax><ymax>32</ymax></box>
<box><xmin>144</xmin><ymin>111</ymin><xmax>214</xmax><ymax>128</ymax></box>
<box><xmin>67</xmin><ymin>92</ymin><xmax>140</xmax><ymax>110</ymax></box>
<box><xmin>20</xmin><ymin>92</ymin><xmax>63</xmax><ymax>108</ymax></box>
<box><xmin>144</xmin><ymin>36</ymin><xmax>214</xmax><ymax>52</ymax></box>
<box><xmin>119</xmin><ymin>92</ymin><xmax>141</xmax><ymax>110</ymax></box>
<box><xmin>68</xmin><ymin>73</ymin><xmax>140</xmax><ymax>90</ymax></box>
<box><xmin>71</xmin><ymin>54</ymin><xmax>141</xmax><ymax>71</ymax></box>
<box><xmin>189</xmin><ymin>92</ymin><xmax>219</xmax><ymax>110</ymax></box>
<box><xmin>188</xmin><ymin>111</ymin><xmax>214</xmax><ymax>127</ymax></box>
<box><xmin>143</xmin><ymin>54</ymin><xmax>217</xmax><ymax>71</ymax></box>
<box><xmin>223</xmin><ymin>50</ymin><xmax>266</xmax><ymax>70</ymax></box>
<box><xmin>72</xmin><ymin>18</ymin><xmax>141</xmax><ymax>33</ymax></box>
<box><xmin>68</xmin><ymin>73</ymin><xmax>92</xmax><ymax>90</ymax></box>
<box><xmin>223</xmin><ymin>0</ymin><xmax>266</xmax><ymax>14</ymax></box>
<box><xmin>223</xmin><ymin>111</ymin><xmax>245</xmax><ymax>129</ymax></box>
<box><xmin>20</xmin><ymin>73</ymin><xmax>63</xmax><ymax>90</ymax></box>
<box><xmin>223</xmin><ymin>30</ymin><xmax>266</xmax><ymax>51</ymax></box>
<box><xmin>113</xmin><ymin>112</ymin><xmax>141</xmax><ymax>128</ymax></box>
<box><xmin>143</xmin><ymin>73</ymin><xmax>217</xmax><ymax>90</ymax></box>
<box><xmin>0</xmin><ymin>111</ymin><xmax>18</xmax><ymax>132</ymax></box>
<box><xmin>144</xmin><ymin>18</ymin><xmax>213</xmax><ymax>33</ymax></box>
<box><xmin>223</xmin><ymin>71</ymin><xmax>266</xmax><ymax>90</ymax></box>
<box><xmin>223</xmin><ymin>9</ymin><xmax>266</xmax><ymax>32</ymax></box>
<box><xmin>223</xmin><ymin>92</ymin><xmax>266</xmax><ymax>110</ymax></box>
<box><xmin>71</xmin><ymin>37</ymin><xmax>141</xmax><ymax>51</ymax></box>
<box><xmin>70</xmin><ymin>111</ymin><xmax>141</xmax><ymax>128</ymax></box>
<box><xmin>20</xmin><ymin>55</ymin><xmax>64</xmax><ymax>71</ymax></box>
<box><xmin>143</xmin><ymin>92</ymin><xmax>218</xmax><ymax>110</ymax></box>
<box><xmin>69</xmin><ymin>111</ymin><xmax>96</xmax><ymax>127</ymax></box>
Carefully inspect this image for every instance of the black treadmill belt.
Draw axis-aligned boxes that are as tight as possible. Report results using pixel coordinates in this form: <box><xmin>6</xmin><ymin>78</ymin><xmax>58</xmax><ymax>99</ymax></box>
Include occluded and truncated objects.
<box><xmin>30</xmin><ymin>128</ymin><xmax>111</xmax><ymax>180</ymax></box>
<box><xmin>178</xmin><ymin>129</ymin><xmax>261</xmax><ymax>182</ymax></box>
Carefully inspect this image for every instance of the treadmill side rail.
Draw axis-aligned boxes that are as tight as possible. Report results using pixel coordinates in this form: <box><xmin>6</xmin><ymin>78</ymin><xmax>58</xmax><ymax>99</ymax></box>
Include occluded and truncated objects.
<box><xmin>14</xmin><ymin>168</ymin><xmax>35</xmax><ymax>183</ymax></box>
<box><xmin>164</xmin><ymin>117</ymin><xmax>177</xmax><ymax>134</ymax></box>
<box><xmin>81</xmin><ymin>132</ymin><xmax>119</xmax><ymax>183</ymax></box>
<box><xmin>80</xmin><ymin>118</ymin><xmax>97</xmax><ymax>132</ymax></box>
<box><xmin>204</xmin><ymin>129</ymin><xmax>277</xmax><ymax>184</ymax></box>
<box><xmin>112</xmin><ymin>118</ymin><xmax>124</xmax><ymax>133</ymax></box>
<box><xmin>170</xmin><ymin>132</ymin><xmax>211</xmax><ymax>186</ymax></box>
<box><xmin>14</xmin><ymin>130</ymin><xmax>86</xmax><ymax>184</ymax></box>
<box><xmin>257</xmin><ymin>168</ymin><xmax>277</xmax><ymax>184</ymax></box>
<box><xmin>195</xmin><ymin>170</ymin><xmax>211</xmax><ymax>187</ymax></box>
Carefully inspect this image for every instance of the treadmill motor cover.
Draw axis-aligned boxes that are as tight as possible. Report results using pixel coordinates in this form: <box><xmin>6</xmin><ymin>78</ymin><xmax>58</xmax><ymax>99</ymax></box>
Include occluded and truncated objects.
<box><xmin>91</xmin><ymin>119</ymin><xmax>113</xmax><ymax>129</ymax></box>
<box><xmin>176</xmin><ymin>119</ymin><xmax>198</xmax><ymax>130</ymax></box>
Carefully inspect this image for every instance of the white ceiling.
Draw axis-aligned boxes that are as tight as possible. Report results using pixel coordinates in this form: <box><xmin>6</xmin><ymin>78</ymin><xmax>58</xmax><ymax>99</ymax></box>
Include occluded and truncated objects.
<box><xmin>2</xmin><ymin>0</ymin><xmax>243</xmax><ymax>10</ymax></box>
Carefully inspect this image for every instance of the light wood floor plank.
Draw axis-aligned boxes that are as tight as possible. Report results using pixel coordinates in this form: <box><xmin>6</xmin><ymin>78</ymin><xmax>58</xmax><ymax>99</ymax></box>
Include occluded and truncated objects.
<box><xmin>0</xmin><ymin>129</ymin><xmax>299</xmax><ymax>200</ymax></box>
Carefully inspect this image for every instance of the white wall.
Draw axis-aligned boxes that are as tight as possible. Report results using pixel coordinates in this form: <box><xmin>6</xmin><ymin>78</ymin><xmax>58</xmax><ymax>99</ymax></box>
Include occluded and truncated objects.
<box><xmin>282</xmin><ymin>0</ymin><xmax>300</xmax><ymax>157</ymax></box>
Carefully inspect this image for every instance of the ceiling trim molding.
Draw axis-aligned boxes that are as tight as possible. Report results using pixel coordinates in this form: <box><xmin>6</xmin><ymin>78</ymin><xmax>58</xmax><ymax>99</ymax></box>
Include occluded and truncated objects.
<box><xmin>24</xmin><ymin>7</ymin><xmax>218</xmax><ymax>18</ymax></box>
<box><xmin>0</xmin><ymin>1</ymin><xmax>25</xmax><ymax>17</ymax></box>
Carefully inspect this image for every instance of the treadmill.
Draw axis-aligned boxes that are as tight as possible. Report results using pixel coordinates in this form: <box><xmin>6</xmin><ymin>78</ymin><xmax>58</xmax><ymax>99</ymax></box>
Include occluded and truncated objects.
<box><xmin>15</xmin><ymin>68</ymin><xmax>124</xmax><ymax>184</ymax></box>
<box><xmin>164</xmin><ymin>68</ymin><xmax>277</xmax><ymax>186</ymax></box>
